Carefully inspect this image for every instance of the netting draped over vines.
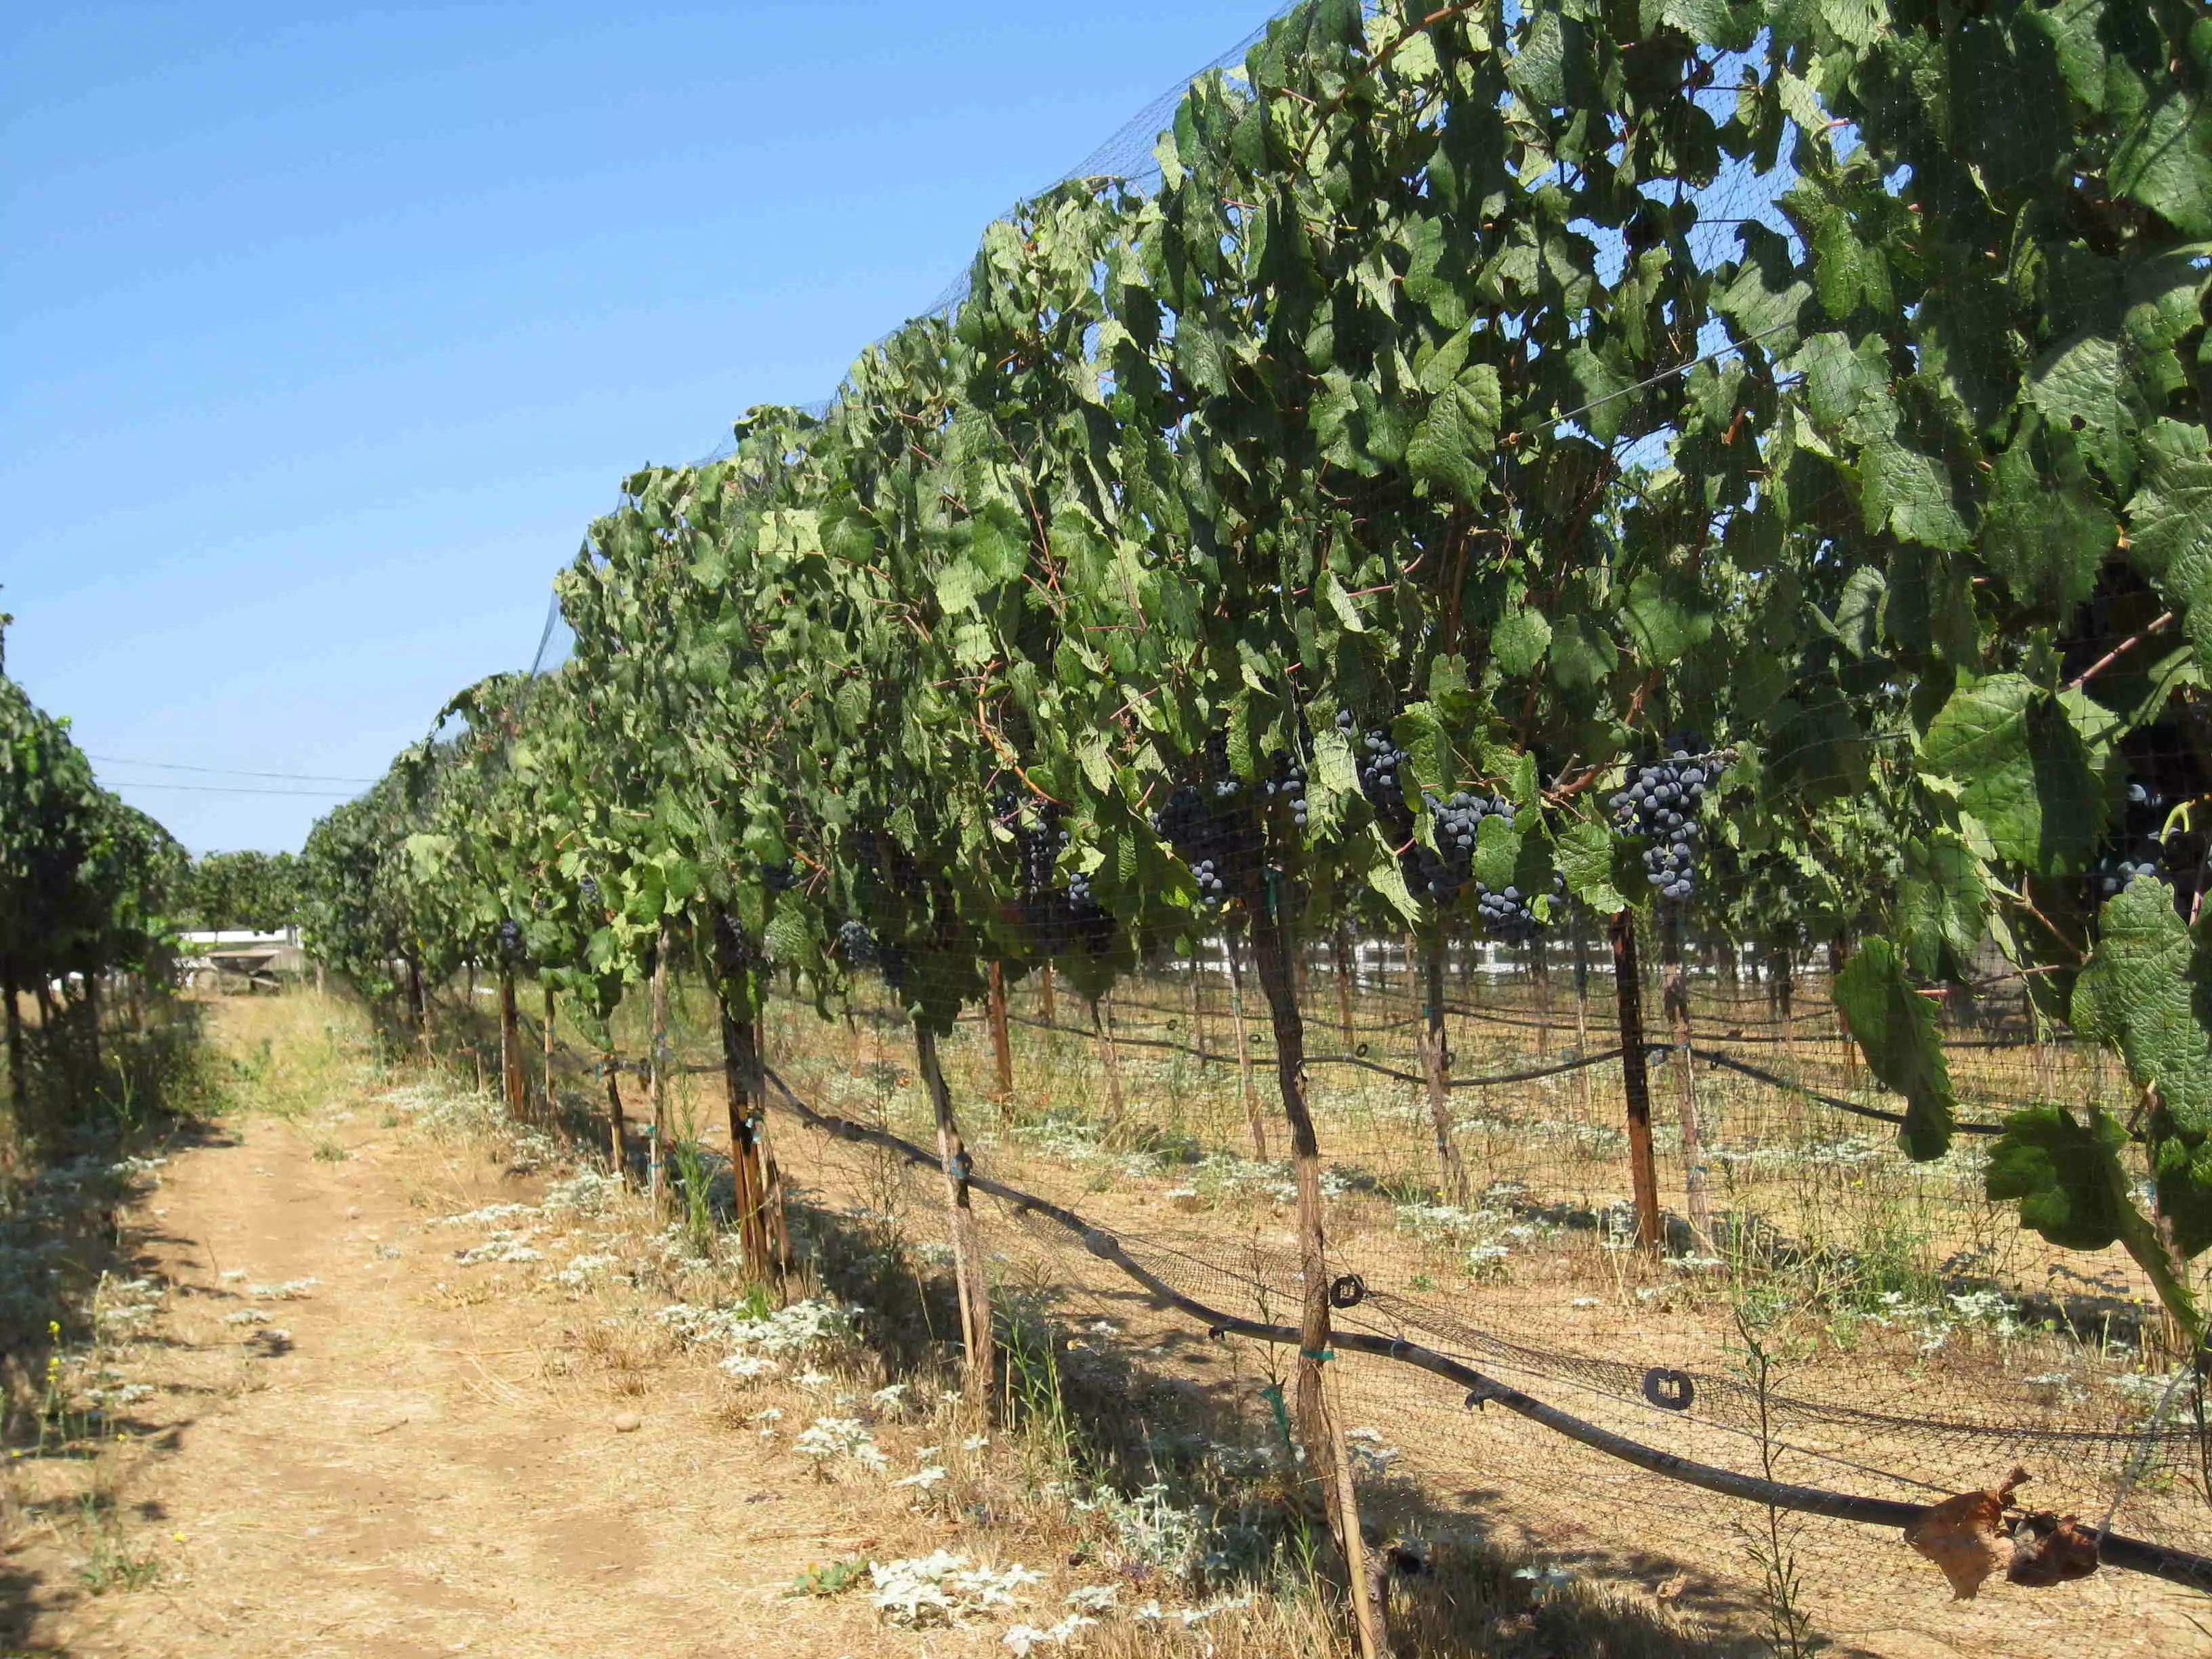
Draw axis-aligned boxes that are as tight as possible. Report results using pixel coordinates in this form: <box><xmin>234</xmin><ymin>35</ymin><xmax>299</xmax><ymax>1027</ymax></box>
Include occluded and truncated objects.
<box><xmin>302</xmin><ymin>0</ymin><xmax>2212</xmax><ymax>1650</ymax></box>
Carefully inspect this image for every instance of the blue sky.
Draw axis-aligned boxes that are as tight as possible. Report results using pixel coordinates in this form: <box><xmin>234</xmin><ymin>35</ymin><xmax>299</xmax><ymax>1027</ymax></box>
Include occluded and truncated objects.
<box><xmin>3</xmin><ymin>0</ymin><xmax>1275</xmax><ymax>855</ymax></box>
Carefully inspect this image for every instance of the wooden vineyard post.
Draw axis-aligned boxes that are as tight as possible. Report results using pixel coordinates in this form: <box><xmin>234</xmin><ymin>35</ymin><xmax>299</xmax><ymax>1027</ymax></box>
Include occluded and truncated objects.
<box><xmin>1830</xmin><ymin>930</ymin><xmax>1856</xmax><ymax>1083</ymax></box>
<box><xmin>604</xmin><ymin>1059</ymin><xmax>628</xmax><ymax>1179</ymax></box>
<box><xmin>1771</xmin><ymin>943</ymin><xmax>1796</xmax><ymax>1054</ymax></box>
<box><xmin>1039</xmin><ymin>962</ymin><xmax>1057</xmax><ymax>1025</ymax></box>
<box><xmin>1188</xmin><ymin>945</ymin><xmax>1208</xmax><ymax>1059</ymax></box>
<box><xmin>1661</xmin><ymin>914</ymin><xmax>1713</xmax><ymax>1250</ymax></box>
<box><xmin>711</xmin><ymin>916</ymin><xmax>784</xmax><ymax>1280</ymax></box>
<box><xmin>1330</xmin><ymin>922</ymin><xmax>1357</xmax><ymax>1050</ymax></box>
<box><xmin>1222</xmin><ymin>928</ymin><xmax>1267</xmax><ymax>1161</ymax></box>
<box><xmin>986</xmin><ymin>961</ymin><xmax>1015</xmax><ymax>1099</ymax></box>
<box><xmin>408</xmin><ymin>954</ymin><xmax>433</xmax><ymax>1065</ymax></box>
<box><xmin>648</xmin><ymin>924</ymin><xmax>671</xmax><ymax>1221</ymax></box>
<box><xmin>913</xmin><ymin>1022</ymin><xmax>994</xmax><ymax>1407</ymax></box>
<box><xmin>1572</xmin><ymin>918</ymin><xmax>1594</xmax><ymax>1118</ymax></box>
<box><xmin>498</xmin><ymin>967</ymin><xmax>527</xmax><ymax>1120</ymax></box>
<box><xmin>1415</xmin><ymin>932</ymin><xmax>1466</xmax><ymax>1204</ymax></box>
<box><xmin>1610</xmin><ymin>910</ymin><xmax>1663</xmax><ymax>1250</ymax></box>
<box><xmin>1530</xmin><ymin>939</ymin><xmax>1552</xmax><ymax>1059</ymax></box>
<box><xmin>3</xmin><ymin>958</ymin><xmax>23</xmax><ymax>1109</ymax></box>
<box><xmin>1092</xmin><ymin>994</ymin><xmax>1126</xmax><ymax>1121</ymax></box>
<box><xmin>542</xmin><ymin>985</ymin><xmax>557</xmax><ymax>1115</ymax></box>
<box><xmin>1247</xmin><ymin>873</ymin><xmax>1385</xmax><ymax>1659</ymax></box>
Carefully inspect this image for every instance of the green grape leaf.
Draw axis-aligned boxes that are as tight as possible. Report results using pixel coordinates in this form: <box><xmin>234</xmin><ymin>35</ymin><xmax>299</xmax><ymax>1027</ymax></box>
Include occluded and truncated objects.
<box><xmin>1555</xmin><ymin>818</ymin><xmax>1626</xmax><ymax>915</ymax></box>
<box><xmin>1547</xmin><ymin>613</ymin><xmax>1618</xmax><ymax>691</ymax></box>
<box><xmin>1834</xmin><ymin>935</ymin><xmax>1957</xmax><ymax>1160</ymax></box>
<box><xmin>2070</xmin><ymin>877</ymin><xmax>2212</xmax><ymax>1136</ymax></box>
<box><xmin>1985</xmin><ymin>1105</ymin><xmax>2133</xmax><ymax>1253</ymax></box>
<box><xmin>1622</xmin><ymin>570</ymin><xmax>1715</xmax><ymax>667</ymax></box>
<box><xmin>1921</xmin><ymin>675</ymin><xmax>2103</xmax><ymax>874</ymax></box>
<box><xmin>2112</xmin><ymin>85</ymin><xmax>2212</xmax><ymax>237</ymax></box>
<box><xmin>1472</xmin><ymin>810</ymin><xmax>1523</xmax><ymax>893</ymax></box>
<box><xmin>1406</xmin><ymin>366</ymin><xmax>1502</xmax><ymax>505</ymax></box>
<box><xmin>1491</xmin><ymin>605</ymin><xmax>1551</xmax><ymax>676</ymax></box>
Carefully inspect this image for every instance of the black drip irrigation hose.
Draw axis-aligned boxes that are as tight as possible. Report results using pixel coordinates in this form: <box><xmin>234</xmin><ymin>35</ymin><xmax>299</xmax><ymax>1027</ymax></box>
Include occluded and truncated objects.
<box><xmin>754</xmin><ymin>1062</ymin><xmax>2212</xmax><ymax>1594</ymax></box>
<box><xmin>1692</xmin><ymin>1048</ymin><xmax>2007</xmax><ymax>1138</ymax></box>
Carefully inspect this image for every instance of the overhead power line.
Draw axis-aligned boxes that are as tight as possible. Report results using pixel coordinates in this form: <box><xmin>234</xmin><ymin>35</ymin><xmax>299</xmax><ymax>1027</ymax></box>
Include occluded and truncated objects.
<box><xmin>107</xmin><ymin>780</ymin><xmax>361</xmax><ymax>798</ymax></box>
<box><xmin>87</xmin><ymin>753</ymin><xmax>378</xmax><ymax>784</ymax></box>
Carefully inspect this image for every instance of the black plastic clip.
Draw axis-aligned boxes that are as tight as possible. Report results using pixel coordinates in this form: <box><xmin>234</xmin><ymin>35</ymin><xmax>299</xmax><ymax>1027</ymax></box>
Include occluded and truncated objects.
<box><xmin>1463</xmin><ymin>1380</ymin><xmax>1507</xmax><ymax>1411</ymax></box>
<box><xmin>1641</xmin><ymin>1367</ymin><xmax>1695</xmax><ymax>1411</ymax></box>
<box><xmin>1328</xmin><ymin>1273</ymin><xmax>1367</xmax><ymax>1309</ymax></box>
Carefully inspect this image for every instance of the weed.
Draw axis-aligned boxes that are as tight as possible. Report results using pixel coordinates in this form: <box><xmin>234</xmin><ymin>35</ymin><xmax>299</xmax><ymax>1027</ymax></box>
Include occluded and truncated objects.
<box><xmin>789</xmin><ymin>1555</ymin><xmax>868</xmax><ymax>1597</ymax></box>
<box><xmin>312</xmin><ymin>1141</ymin><xmax>348</xmax><ymax>1163</ymax></box>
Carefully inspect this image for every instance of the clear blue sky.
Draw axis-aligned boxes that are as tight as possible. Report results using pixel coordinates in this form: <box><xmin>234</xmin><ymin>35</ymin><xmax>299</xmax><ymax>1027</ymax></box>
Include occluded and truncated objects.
<box><xmin>3</xmin><ymin>0</ymin><xmax>1275</xmax><ymax>856</ymax></box>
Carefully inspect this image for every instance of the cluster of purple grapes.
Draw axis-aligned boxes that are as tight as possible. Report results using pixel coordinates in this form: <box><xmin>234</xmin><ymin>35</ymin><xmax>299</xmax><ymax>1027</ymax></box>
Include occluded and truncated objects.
<box><xmin>495</xmin><ymin>916</ymin><xmax>525</xmax><ymax>962</ymax></box>
<box><xmin>1400</xmin><ymin>789</ymin><xmax>1508</xmax><ymax>905</ymax></box>
<box><xmin>1340</xmin><ymin>709</ymin><xmax>1409</xmax><ymax>829</ymax></box>
<box><xmin>1477</xmin><ymin>872</ymin><xmax>1565</xmax><ymax>943</ymax></box>
<box><xmin>2095</xmin><ymin>779</ymin><xmax>2205</xmax><ymax>914</ymax></box>
<box><xmin>836</xmin><ymin>918</ymin><xmax>878</xmax><ymax>966</ymax></box>
<box><xmin>1155</xmin><ymin>781</ymin><xmax>1248</xmax><ymax>909</ymax></box>
<box><xmin>996</xmin><ymin>789</ymin><xmax>1109</xmax><ymax>952</ymax></box>
<box><xmin>1611</xmin><ymin>737</ymin><xmax>1723</xmax><ymax>904</ymax></box>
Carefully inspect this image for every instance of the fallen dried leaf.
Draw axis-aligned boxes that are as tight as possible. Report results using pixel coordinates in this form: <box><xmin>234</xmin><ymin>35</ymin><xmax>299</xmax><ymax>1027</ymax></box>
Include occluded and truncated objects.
<box><xmin>2007</xmin><ymin>1513</ymin><xmax>2100</xmax><ymax>1589</ymax></box>
<box><xmin>1905</xmin><ymin>1466</ymin><xmax>2029</xmax><ymax>1599</ymax></box>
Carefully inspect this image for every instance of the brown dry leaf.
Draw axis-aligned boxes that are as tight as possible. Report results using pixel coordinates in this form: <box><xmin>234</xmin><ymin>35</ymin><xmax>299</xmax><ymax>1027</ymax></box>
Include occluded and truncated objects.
<box><xmin>1904</xmin><ymin>1465</ymin><xmax>2030</xmax><ymax>1599</ymax></box>
<box><xmin>1652</xmin><ymin>1574</ymin><xmax>1692</xmax><ymax>1605</ymax></box>
<box><xmin>2007</xmin><ymin>1514</ymin><xmax>2101</xmax><ymax>1589</ymax></box>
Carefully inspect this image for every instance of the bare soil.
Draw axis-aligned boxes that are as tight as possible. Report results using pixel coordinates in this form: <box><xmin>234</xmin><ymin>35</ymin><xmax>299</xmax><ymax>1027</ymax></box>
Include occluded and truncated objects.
<box><xmin>3</xmin><ymin>1064</ymin><xmax>956</xmax><ymax>1656</ymax></box>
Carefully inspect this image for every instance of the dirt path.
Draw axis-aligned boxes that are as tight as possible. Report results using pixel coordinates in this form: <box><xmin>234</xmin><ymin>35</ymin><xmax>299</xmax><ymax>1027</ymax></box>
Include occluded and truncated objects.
<box><xmin>10</xmin><ymin>1105</ymin><xmax>901</xmax><ymax>1658</ymax></box>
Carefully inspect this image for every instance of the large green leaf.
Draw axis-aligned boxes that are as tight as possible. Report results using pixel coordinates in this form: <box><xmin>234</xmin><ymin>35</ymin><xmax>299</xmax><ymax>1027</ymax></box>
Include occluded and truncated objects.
<box><xmin>1984</xmin><ymin>1105</ymin><xmax>2133</xmax><ymax>1253</ymax></box>
<box><xmin>1921</xmin><ymin>675</ymin><xmax>2104</xmax><ymax>874</ymax></box>
<box><xmin>1833</xmin><ymin>935</ymin><xmax>1956</xmax><ymax>1159</ymax></box>
<box><xmin>2071</xmin><ymin>876</ymin><xmax>2212</xmax><ymax>1136</ymax></box>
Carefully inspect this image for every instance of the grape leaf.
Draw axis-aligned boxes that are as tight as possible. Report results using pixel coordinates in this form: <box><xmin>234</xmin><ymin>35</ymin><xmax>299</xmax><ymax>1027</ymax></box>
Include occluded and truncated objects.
<box><xmin>1984</xmin><ymin>1105</ymin><xmax>2133</xmax><ymax>1253</ymax></box>
<box><xmin>1833</xmin><ymin>935</ymin><xmax>1956</xmax><ymax>1159</ymax></box>
<box><xmin>2070</xmin><ymin>876</ymin><xmax>2212</xmax><ymax>1136</ymax></box>
<box><xmin>1921</xmin><ymin>675</ymin><xmax>2103</xmax><ymax>874</ymax></box>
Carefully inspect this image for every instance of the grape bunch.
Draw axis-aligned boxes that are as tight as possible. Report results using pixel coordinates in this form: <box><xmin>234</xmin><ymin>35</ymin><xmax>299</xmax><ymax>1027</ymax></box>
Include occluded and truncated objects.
<box><xmin>579</xmin><ymin>874</ymin><xmax>602</xmax><ymax>908</ymax></box>
<box><xmin>1338</xmin><ymin>710</ymin><xmax>1412</xmax><ymax>832</ymax></box>
<box><xmin>1258</xmin><ymin>752</ymin><xmax>1309</xmax><ymax>832</ymax></box>
<box><xmin>1477</xmin><ymin>872</ymin><xmax>1567</xmax><ymax>943</ymax></box>
<box><xmin>1155</xmin><ymin>779</ymin><xmax>1254</xmax><ymax>909</ymax></box>
<box><xmin>1398</xmin><ymin>789</ymin><xmax>1511</xmax><ymax>905</ymax></box>
<box><xmin>495</xmin><ymin>917</ymin><xmax>525</xmax><ymax>962</ymax></box>
<box><xmin>762</xmin><ymin>862</ymin><xmax>800</xmax><ymax>892</ymax></box>
<box><xmin>1610</xmin><ymin>737</ymin><xmax>1724</xmax><ymax>904</ymax></box>
<box><xmin>2094</xmin><ymin>777</ymin><xmax>2205</xmax><ymax>916</ymax></box>
<box><xmin>2095</xmin><ymin>848</ymin><xmax>2165</xmax><ymax>899</ymax></box>
<box><xmin>836</xmin><ymin>918</ymin><xmax>878</xmax><ymax>968</ymax></box>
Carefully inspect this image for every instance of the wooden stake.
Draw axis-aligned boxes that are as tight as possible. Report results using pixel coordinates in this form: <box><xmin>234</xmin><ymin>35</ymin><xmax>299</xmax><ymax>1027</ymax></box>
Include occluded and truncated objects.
<box><xmin>542</xmin><ymin>984</ymin><xmax>557</xmax><ymax>1115</ymax></box>
<box><xmin>1416</xmin><ymin>932</ymin><xmax>1466</xmax><ymax>1204</ymax></box>
<box><xmin>1662</xmin><ymin>914</ymin><xmax>1712</xmax><ymax>1250</ymax></box>
<box><xmin>498</xmin><ymin>968</ymin><xmax>527</xmax><ymax>1120</ymax></box>
<box><xmin>1248</xmin><ymin>875</ymin><xmax>1385</xmax><ymax>1659</ymax></box>
<box><xmin>649</xmin><ymin>925</ymin><xmax>670</xmax><ymax>1221</ymax></box>
<box><xmin>1093</xmin><ymin>994</ymin><xmax>1125</xmax><ymax>1121</ymax></box>
<box><xmin>986</xmin><ymin>961</ymin><xmax>1014</xmax><ymax>1099</ymax></box>
<box><xmin>3</xmin><ymin>958</ymin><xmax>23</xmax><ymax>1108</ymax></box>
<box><xmin>605</xmin><ymin>1059</ymin><xmax>628</xmax><ymax>1179</ymax></box>
<box><xmin>1223</xmin><ymin>928</ymin><xmax>1267</xmax><ymax>1161</ymax></box>
<box><xmin>914</xmin><ymin>1022</ymin><xmax>994</xmax><ymax>1406</ymax></box>
<box><xmin>1611</xmin><ymin>910</ymin><xmax>1662</xmax><ymax>1251</ymax></box>
<box><xmin>1330</xmin><ymin>922</ymin><xmax>1357</xmax><ymax>1050</ymax></box>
